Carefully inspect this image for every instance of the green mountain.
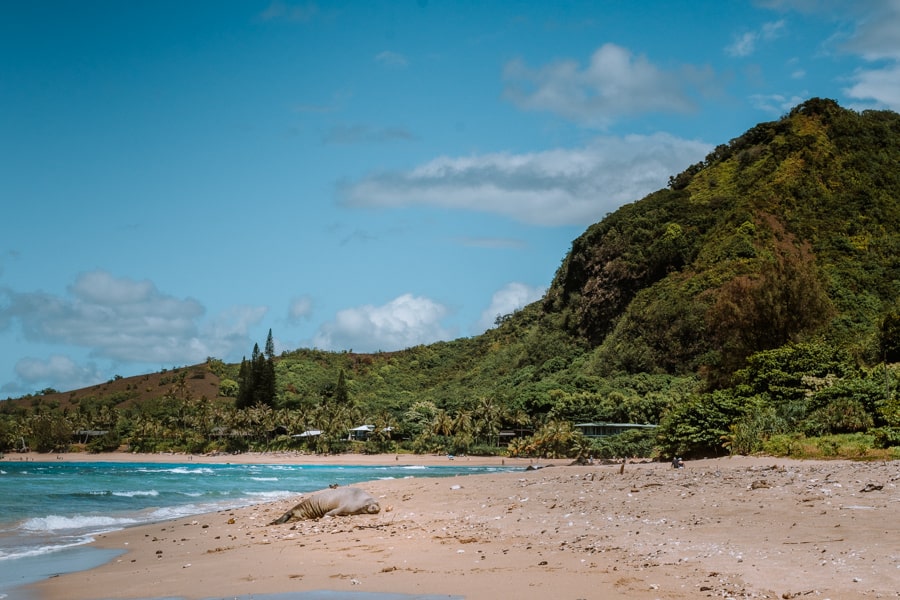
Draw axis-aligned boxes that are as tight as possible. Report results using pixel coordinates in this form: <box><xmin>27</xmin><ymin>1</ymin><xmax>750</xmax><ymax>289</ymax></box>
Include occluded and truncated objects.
<box><xmin>546</xmin><ymin>97</ymin><xmax>900</xmax><ymax>383</ymax></box>
<box><xmin>4</xmin><ymin>99</ymin><xmax>900</xmax><ymax>459</ymax></box>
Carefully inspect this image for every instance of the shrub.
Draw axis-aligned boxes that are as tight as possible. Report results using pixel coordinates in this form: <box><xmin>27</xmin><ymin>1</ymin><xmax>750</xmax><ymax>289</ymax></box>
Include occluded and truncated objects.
<box><xmin>870</xmin><ymin>426</ymin><xmax>900</xmax><ymax>448</ymax></box>
<box><xmin>589</xmin><ymin>429</ymin><xmax>656</xmax><ymax>459</ymax></box>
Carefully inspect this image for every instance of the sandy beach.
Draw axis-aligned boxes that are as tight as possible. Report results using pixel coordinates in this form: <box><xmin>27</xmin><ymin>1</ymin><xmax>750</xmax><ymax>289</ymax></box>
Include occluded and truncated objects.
<box><xmin>16</xmin><ymin>452</ymin><xmax>900</xmax><ymax>600</ymax></box>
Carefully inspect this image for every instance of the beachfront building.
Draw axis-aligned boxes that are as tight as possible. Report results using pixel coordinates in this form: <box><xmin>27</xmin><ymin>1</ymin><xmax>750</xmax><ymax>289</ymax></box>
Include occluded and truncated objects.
<box><xmin>347</xmin><ymin>424</ymin><xmax>375</xmax><ymax>441</ymax></box>
<box><xmin>290</xmin><ymin>429</ymin><xmax>322</xmax><ymax>440</ymax></box>
<box><xmin>346</xmin><ymin>424</ymin><xmax>393</xmax><ymax>441</ymax></box>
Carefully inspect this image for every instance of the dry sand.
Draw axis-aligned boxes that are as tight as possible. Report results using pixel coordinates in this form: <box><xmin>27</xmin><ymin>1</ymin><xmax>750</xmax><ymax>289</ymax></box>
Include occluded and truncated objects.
<box><xmin>23</xmin><ymin>453</ymin><xmax>900</xmax><ymax>600</ymax></box>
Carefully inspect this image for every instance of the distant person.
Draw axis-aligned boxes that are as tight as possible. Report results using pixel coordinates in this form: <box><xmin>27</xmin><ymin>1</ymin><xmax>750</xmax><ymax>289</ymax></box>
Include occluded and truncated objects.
<box><xmin>672</xmin><ymin>456</ymin><xmax>685</xmax><ymax>469</ymax></box>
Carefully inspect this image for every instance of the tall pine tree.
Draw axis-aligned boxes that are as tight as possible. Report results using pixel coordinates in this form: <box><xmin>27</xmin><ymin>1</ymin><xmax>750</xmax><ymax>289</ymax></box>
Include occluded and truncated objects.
<box><xmin>264</xmin><ymin>328</ymin><xmax>275</xmax><ymax>360</ymax></box>
<box><xmin>236</xmin><ymin>357</ymin><xmax>253</xmax><ymax>409</ymax></box>
<box><xmin>335</xmin><ymin>369</ymin><xmax>349</xmax><ymax>406</ymax></box>
<box><xmin>236</xmin><ymin>337</ymin><xmax>277</xmax><ymax>409</ymax></box>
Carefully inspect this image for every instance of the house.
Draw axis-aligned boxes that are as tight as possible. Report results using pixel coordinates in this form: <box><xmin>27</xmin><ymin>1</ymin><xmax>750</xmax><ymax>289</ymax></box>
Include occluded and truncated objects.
<box><xmin>347</xmin><ymin>424</ymin><xmax>375</xmax><ymax>441</ymax></box>
<box><xmin>73</xmin><ymin>429</ymin><xmax>109</xmax><ymax>444</ymax></box>
<box><xmin>347</xmin><ymin>424</ymin><xmax>394</xmax><ymax>441</ymax></box>
<box><xmin>291</xmin><ymin>429</ymin><xmax>322</xmax><ymax>439</ymax></box>
<box><xmin>574</xmin><ymin>422</ymin><xmax>658</xmax><ymax>438</ymax></box>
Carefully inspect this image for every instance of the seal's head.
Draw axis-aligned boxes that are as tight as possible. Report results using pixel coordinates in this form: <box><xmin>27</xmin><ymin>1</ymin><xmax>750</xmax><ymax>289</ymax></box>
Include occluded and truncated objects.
<box><xmin>365</xmin><ymin>501</ymin><xmax>381</xmax><ymax>514</ymax></box>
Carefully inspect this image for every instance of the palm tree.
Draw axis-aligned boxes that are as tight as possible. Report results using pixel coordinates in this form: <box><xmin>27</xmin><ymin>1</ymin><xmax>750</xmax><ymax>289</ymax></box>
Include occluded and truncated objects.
<box><xmin>506</xmin><ymin>408</ymin><xmax>532</xmax><ymax>437</ymax></box>
<box><xmin>506</xmin><ymin>436</ymin><xmax>531</xmax><ymax>458</ymax></box>
<box><xmin>369</xmin><ymin>410</ymin><xmax>397</xmax><ymax>452</ymax></box>
<box><xmin>475</xmin><ymin>396</ymin><xmax>502</xmax><ymax>447</ymax></box>
<box><xmin>451</xmin><ymin>410</ymin><xmax>474</xmax><ymax>453</ymax></box>
<box><xmin>533</xmin><ymin>420</ymin><xmax>578</xmax><ymax>458</ymax></box>
<box><xmin>432</xmin><ymin>409</ymin><xmax>453</xmax><ymax>438</ymax></box>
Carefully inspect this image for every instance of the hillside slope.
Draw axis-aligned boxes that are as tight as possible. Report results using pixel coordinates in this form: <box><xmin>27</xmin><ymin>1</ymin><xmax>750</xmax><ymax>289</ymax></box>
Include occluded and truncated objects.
<box><xmin>544</xmin><ymin>98</ymin><xmax>900</xmax><ymax>384</ymax></box>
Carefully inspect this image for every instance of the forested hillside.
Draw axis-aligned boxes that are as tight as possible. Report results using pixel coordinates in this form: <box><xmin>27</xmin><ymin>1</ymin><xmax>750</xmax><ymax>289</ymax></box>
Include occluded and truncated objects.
<box><xmin>3</xmin><ymin>99</ymin><xmax>899</xmax><ymax>460</ymax></box>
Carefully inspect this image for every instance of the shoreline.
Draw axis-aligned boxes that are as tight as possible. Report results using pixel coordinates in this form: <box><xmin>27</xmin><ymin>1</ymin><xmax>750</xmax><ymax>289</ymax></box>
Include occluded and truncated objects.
<box><xmin>3</xmin><ymin>451</ymin><xmax>546</xmax><ymax>599</ymax></box>
<box><xmin>2</xmin><ymin>450</ymin><xmax>536</xmax><ymax>468</ymax></box>
<box><xmin>20</xmin><ymin>454</ymin><xmax>900</xmax><ymax>600</ymax></box>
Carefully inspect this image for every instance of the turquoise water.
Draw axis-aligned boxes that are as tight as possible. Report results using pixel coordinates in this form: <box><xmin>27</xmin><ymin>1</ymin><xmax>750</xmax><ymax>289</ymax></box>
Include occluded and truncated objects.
<box><xmin>0</xmin><ymin>460</ymin><xmax>508</xmax><ymax>598</ymax></box>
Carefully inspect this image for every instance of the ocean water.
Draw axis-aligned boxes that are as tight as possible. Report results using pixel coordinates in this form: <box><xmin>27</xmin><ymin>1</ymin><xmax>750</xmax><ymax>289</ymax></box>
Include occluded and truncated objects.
<box><xmin>0</xmin><ymin>460</ymin><xmax>508</xmax><ymax>598</ymax></box>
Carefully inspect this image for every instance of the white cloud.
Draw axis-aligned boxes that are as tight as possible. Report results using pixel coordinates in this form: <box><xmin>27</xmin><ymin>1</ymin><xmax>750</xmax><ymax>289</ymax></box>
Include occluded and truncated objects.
<box><xmin>502</xmin><ymin>43</ymin><xmax>709</xmax><ymax>127</ymax></box>
<box><xmin>375</xmin><ymin>50</ymin><xmax>409</xmax><ymax>68</ymax></box>
<box><xmin>727</xmin><ymin>32</ymin><xmax>759</xmax><ymax>58</ymax></box>
<box><xmin>844</xmin><ymin>63</ymin><xmax>900</xmax><ymax>110</ymax></box>
<box><xmin>313</xmin><ymin>294</ymin><xmax>451</xmax><ymax>352</ymax></box>
<box><xmin>839</xmin><ymin>1</ymin><xmax>900</xmax><ymax>110</ymax></box>
<box><xmin>288</xmin><ymin>295</ymin><xmax>314</xmax><ymax>321</ymax></box>
<box><xmin>841</xmin><ymin>0</ymin><xmax>900</xmax><ymax>61</ymax></box>
<box><xmin>339</xmin><ymin>134</ymin><xmax>712</xmax><ymax>226</ymax></box>
<box><xmin>762</xmin><ymin>19</ymin><xmax>787</xmax><ymax>40</ymax></box>
<box><xmin>749</xmin><ymin>92</ymin><xmax>808</xmax><ymax>113</ymax></box>
<box><xmin>0</xmin><ymin>270</ymin><xmax>267</xmax><ymax>367</ymax></box>
<box><xmin>726</xmin><ymin>20</ymin><xmax>786</xmax><ymax>57</ymax></box>
<box><xmin>760</xmin><ymin>1</ymin><xmax>900</xmax><ymax>110</ymax></box>
<box><xmin>14</xmin><ymin>355</ymin><xmax>103</xmax><ymax>391</ymax></box>
<box><xmin>476</xmin><ymin>282</ymin><xmax>546</xmax><ymax>333</ymax></box>
<box><xmin>200</xmin><ymin>305</ymin><xmax>270</xmax><ymax>359</ymax></box>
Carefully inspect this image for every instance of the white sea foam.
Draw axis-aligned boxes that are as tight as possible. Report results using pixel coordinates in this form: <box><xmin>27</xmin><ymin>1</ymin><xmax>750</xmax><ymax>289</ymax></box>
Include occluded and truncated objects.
<box><xmin>166</xmin><ymin>467</ymin><xmax>215</xmax><ymax>475</ymax></box>
<box><xmin>137</xmin><ymin>466</ymin><xmax>215</xmax><ymax>475</ymax></box>
<box><xmin>250</xmin><ymin>477</ymin><xmax>279</xmax><ymax>482</ymax></box>
<box><xmin>245</xmin><ymin>490</ymin><xmax>295</xmax><ymax>500</ymax></box>
<box><xmin>0</xmin><ymin>537</ymin><xmax>95</xmax><ymax>561</ymax></box>
<box><xmin>112</xmin><ymin>490</ymin><xmax>159</xmax><ymax>498</ymax></box>
<box><xmin>21</xmin><ymin>514</ymin><xmax>138</xmax><ymax>533</ymax></box>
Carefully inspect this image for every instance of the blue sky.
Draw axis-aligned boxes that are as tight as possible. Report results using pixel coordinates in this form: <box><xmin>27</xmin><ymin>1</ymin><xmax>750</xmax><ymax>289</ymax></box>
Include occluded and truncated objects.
<box><xmin>2</xmin><ymin>1</ymin><xmax>899</xmax><ymax>397</ymax></box>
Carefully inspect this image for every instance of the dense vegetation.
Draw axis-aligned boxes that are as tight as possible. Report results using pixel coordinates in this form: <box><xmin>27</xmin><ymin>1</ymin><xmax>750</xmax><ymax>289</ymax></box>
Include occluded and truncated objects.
<box><xmin>2</xmin><ymin>99</ymin><xmax>899</xmax><ymax>461</ymax></box>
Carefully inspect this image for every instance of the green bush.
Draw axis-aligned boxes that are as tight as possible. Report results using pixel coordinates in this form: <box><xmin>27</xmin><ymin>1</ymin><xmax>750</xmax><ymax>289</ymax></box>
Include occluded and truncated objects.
<box><xmin>87</xmin><ymin>431</ymin><xmax>121</xmax><ymax>453</ymax></box>
<box><xmin>589</xmin><ymin>429</ymin><xmax>656</xmax><ymax>459</ymax></box>
<box><xmin>870</xmin><ymin>426</ymin><xmax>900</xmax><ymax>448</ymax></box>
<box><xmin>762</xmin><ymin>433</ymin><xmax>806</xmax><ymax>457</ymax></box>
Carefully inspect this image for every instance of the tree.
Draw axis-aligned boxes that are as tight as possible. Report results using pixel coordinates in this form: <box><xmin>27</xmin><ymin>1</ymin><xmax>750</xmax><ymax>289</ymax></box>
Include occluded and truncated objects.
<box><xmin>252</xmin><ymin>344</ymin><xmax>276</xmax><ymax>407</ymax></box>
<box><xmin>432</xmin><ymin>409</ymin><xmax>453</xmax><ymax>437</ymax></box>
<box><xmin>236</xmin><ymin>357</ymin><xmax>253</xmax><ymax>409</ymax></box>
<box><xmin>881</xmin><ymin>305</ymin><xmax>900</xmax><ymax>363</ymax></box>
<box><xmin>265</xmin><ymin>328</ymin><xmax>275</xmax><ymax>360</ymax></box>
<box><xmin>236</xmin><ymin>339</ymin><xmax>277</xmax><ymax>409</ymax></box>
<box><xmin>335</xmin><ymin>369</ymin><xmax>350</xmax><ymax>406</ymax></box>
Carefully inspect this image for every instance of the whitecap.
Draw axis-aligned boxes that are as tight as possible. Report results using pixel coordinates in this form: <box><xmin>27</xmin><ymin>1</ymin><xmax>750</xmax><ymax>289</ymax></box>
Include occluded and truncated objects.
<box><xmin>111</xmin><ymin>490</ymin><xmax>159</xmax><ymax>498</ymax></box>
<box><xmin>166</xmin><ymin>467</ymin><xmax>214</xmax><ymax>475</ymax></box>
<box><xmin>250</xmin><ymin>477</ymin><xmax>279</xmax><ymax>482</ymax></box>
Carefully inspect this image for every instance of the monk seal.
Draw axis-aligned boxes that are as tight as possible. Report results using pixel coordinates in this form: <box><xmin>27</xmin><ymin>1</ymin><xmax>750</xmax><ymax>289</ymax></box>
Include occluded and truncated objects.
<box><xmin>269</xmin><ymin>486</ymin><xmax>381</xmax><ymax>524</ymax></box>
